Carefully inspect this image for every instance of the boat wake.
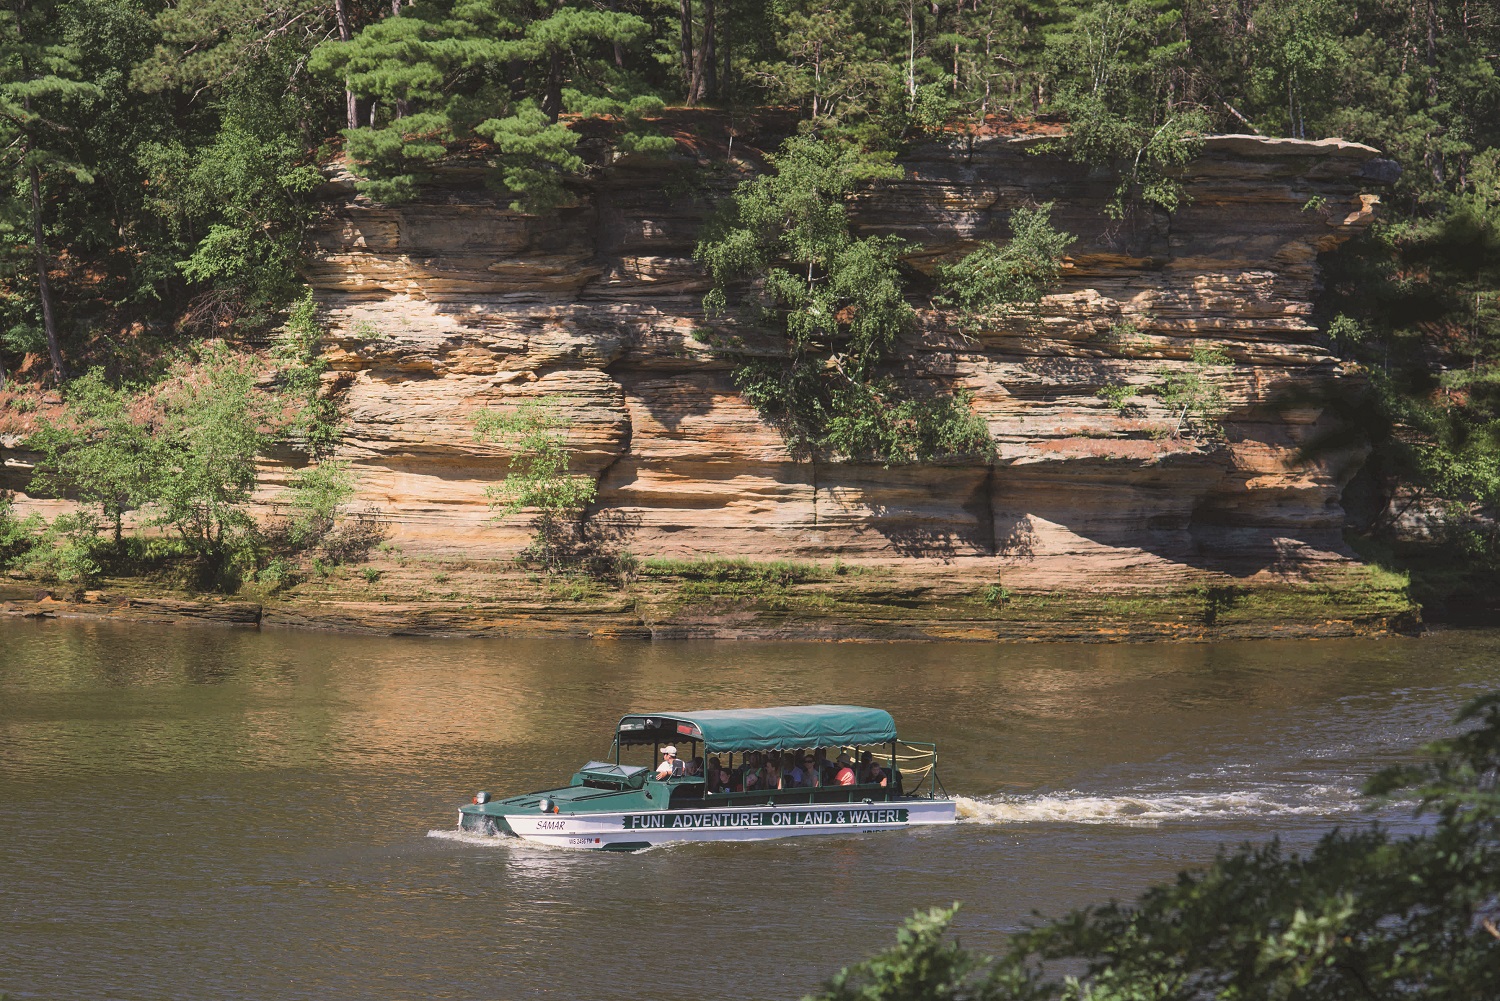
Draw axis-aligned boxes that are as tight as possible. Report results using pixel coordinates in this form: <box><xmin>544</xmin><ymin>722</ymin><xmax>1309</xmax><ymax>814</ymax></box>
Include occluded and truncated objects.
<box><xmin>427</xmin><ymin>828</ymin><xmax>512</xmax><ymax>847</ymax></box>
<box><xmin>955</xmin><ymin>785</ymin><xmax>1361</xmax><ymax>827</ymax></box>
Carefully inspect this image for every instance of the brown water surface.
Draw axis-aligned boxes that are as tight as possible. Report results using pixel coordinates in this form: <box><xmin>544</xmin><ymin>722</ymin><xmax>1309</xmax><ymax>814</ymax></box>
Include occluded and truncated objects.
<box><xmin>3</xmin><ymin>620</ymin><xmax>1498</xmax><ymax>1000</ymax></box>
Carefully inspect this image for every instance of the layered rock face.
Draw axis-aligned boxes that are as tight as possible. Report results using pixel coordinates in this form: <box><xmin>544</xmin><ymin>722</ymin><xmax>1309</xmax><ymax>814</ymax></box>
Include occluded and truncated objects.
<box><xmin>305</xmin><ymin>124</ymin><xmax>1393</xmax><ymax>590</ymax></box>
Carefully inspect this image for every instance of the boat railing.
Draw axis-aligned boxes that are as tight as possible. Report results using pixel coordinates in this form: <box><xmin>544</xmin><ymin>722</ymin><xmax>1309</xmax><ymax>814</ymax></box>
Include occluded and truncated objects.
<box><xmin>691</xmin><ymin>782</ymin><xmax>896</xmax><ymax>807</ymax></box>
<box><xmin>895</xmin><ymin>741</ymin><xmax>943</xmax><ymax>799</ymax></box>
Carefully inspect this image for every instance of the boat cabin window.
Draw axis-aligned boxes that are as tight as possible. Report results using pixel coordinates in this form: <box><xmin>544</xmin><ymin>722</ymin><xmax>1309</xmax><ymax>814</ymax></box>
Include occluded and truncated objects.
<box><xmin>694</xmin><ymin>745</ymin><xmax>898</xmax><ymax>794</ymax></box>
<box><xmin>613</xmin><ymin>715</ymin><xmax>905</xmax><ymax>797</ymax></box>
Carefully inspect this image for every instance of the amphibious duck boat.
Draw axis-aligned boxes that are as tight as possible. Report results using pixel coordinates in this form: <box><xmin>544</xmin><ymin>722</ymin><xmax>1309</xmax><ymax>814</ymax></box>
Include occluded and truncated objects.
<box><xmin>458</xmin><ymin>705</ymin><xmax>955</xmax><ymax>850</ymax></box>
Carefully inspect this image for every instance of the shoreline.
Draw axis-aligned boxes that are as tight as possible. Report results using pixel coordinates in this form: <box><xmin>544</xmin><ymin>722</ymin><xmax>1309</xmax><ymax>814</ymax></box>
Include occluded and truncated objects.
<box><xmin>0</xmin><ymin>566</ymin><xmax>1422</xmax><ymax>642</ymax></box>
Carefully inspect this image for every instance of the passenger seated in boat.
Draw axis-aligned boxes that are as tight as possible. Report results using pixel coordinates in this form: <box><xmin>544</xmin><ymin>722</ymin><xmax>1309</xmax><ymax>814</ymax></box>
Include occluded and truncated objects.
<box><xmin>656</xmin><ymin>745</ymin><xmax>683</xmax><ymax>780</ymax></box>
<box><xmin>799</xmin><ymin>753</ymin><xmax>818</xmax><ymax>787</ymax></box>
<box><xmin>706</xmin><ymin>758</ymin><xmax>724</xmax><ymax>793</ymax></box>
<box><xmin>686</xmin><ymin>756</ymin><xmax>703</xmax><ymax>777</ymax></box>
<box><xmin>859</xmin><ymin>750</ymin><xmax>889</xmax><ymax>787</ymax></box>
<box><xmin>783</xmin><ymin>751</ymin><xmax>804</xmax><ymax>788</ymax></box>
<box><xmin>834</xmin><ymin>753</ymin><xmax>857</xmax><ymax>786</ymax></box>
<box><xmin>779</xmin><ymin>752</ymin><xmax>799</xmax><ymax>788</ymax></box>
<box><xmin>763</xmin><ymin>754</ymin><xmax>782</xmax><ymax>790</ymax></box>
<box><xmin>813</xmin><ymin>748</ymin><xmax>835</xmax><ymax>785</ymax></box>
<box><xmin>742</xmin><ymin>752</ymin><xmax>764</xmax><ymax>791</ymax></box>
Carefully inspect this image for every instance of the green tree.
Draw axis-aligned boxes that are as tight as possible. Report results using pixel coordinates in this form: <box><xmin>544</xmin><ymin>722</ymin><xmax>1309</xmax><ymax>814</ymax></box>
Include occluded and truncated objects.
<box><xmin>309</xmin><ymin>0</ymin><xmax>666</xmax><ymax>208</ymax></box>
<box><xmin>0</xmin><ymin>0</ymin><xmax>102</xmax><ymax>380</ymax></box>
<box><xmin>756</xmin><ymin>0</ymin><xmax>901</xmax><ymax>132</ymax></box>
<box><xmin>813</xmin><ymin>904</ymin><xmax>1019</xmax><ymax>1001</ymax></box>
<box><xmin>1041</xmin><ymin>0</ymin><xmax>1208</xmax><ymax>218</ymax></box>
<box><xmin>474</xmin><ymin>396</ymin><xmax>598</xmax><ymax>572</ymax></box>
<box><xmin>280</xmin><ymin>460</ymin><xmax>356</xmax><ymax>549</ymax></box>
<box><xmin>0</xmin><ymin>489</ymin><xmax>40</xmax><ymax>568</ymax></box>
<box><xmin>137</xmin><ymin>120</ymin><xmax>323</xmax><ymax>330</ymax></box>
<box><xmin>698</xmin><ymin>134</ymin><xmax>993</xmax><ymax>463</ymax></box>
<box><xmin>274</xmin><ymin>289</ymin><xmax>342</xmax><ymax>458</ymax></box>
<box><xmin>936</xmin><ymin>202</ymin><xmax>1074</xmax><ymax>329</ymax></box>
<box><xmin>1244</xmin><ymin>0</ymin><xmax>1348</xmax><ymax>140</ymax></box>
<box><xmin>148</xmin><ymin>344</ymin><xmax>274</xmax><ymax>575</ymax></box>
<box><xmin>27</xmin><ymin>368</ymin><xmax>155</xmax><ymax>544</ymax></box>
<box><xmin>1153</xmin><ymin>343</ymin><xmax>1231</xmax><ymax>441</ymax></box>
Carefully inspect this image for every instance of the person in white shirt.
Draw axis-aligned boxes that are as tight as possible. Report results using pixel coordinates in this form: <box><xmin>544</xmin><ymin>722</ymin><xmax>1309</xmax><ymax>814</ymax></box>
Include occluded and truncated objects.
<box><xmin>656</xmin><ymin>745</ymin><xmax>682</xmax><ymax>780</ymax></box>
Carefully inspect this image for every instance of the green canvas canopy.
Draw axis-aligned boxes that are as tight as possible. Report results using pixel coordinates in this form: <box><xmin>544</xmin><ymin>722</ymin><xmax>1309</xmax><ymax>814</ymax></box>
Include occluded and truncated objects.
<box><xmin>616</xmin><ymin>705</ymin><xmax>898</xmax><ymax>753</ymax></box>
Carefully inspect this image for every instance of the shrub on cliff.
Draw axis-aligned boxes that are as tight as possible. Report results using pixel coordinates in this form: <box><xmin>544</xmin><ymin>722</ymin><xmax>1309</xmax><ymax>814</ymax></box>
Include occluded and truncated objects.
<box><xmin>475</xmin><ymin>397</ymin><xmax>634</xmax><ymax>579</ymax></box>
<box><xmin>808</xmin><ymin>693</ymin><xmax>1500</xmax><ymax>1001</ymax></box>
<box><xmin>145</xmin><ymin>345</ymin><xmax>275</xmax><ymax>583</ymax></box>
<box><xmin>28</xmin><ymin>369</ymin><xmax>156</xmax><ymax>545</ymax></box>
<box><xmin>697</xmin><ymin>134</ymin><xmax>1046</xmax><ymax>465</ymax></box>
<box><xmin>935</xmin><ymin>202</ymin><xmax>1075</xmax><ymax>329</ymax></box>
<box><xmin>0</xmin><ymin>491</ymin><xmax>39</xmax><ymax>570</ymax></box>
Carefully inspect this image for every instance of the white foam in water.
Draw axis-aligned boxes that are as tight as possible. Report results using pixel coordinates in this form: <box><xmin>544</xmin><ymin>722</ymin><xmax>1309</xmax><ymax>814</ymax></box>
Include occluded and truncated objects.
<box><xmin>427</xmin><ymin>827</ymin><xmax>512</xmax><ymax>847</ymax></box>
<box><xmin>955</xmin><ymin>785</ymin><xmax>1360</xmax><ymax>827</ymax></box>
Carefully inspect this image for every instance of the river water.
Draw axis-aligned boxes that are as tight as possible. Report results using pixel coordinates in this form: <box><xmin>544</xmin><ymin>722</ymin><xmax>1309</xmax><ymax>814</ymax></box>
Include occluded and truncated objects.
<box><xmin>3</xmin><ymin>621</ymin><xmax>1498</xmax><ymax>1000</ymax></box>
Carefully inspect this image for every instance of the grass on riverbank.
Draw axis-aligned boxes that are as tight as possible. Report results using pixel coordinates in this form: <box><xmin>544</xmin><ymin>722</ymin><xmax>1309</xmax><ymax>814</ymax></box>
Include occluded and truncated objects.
<box><xmin>3</xmin><ymin>549</ymin><xmax>1419</xmax><ymax>640</ymax></box>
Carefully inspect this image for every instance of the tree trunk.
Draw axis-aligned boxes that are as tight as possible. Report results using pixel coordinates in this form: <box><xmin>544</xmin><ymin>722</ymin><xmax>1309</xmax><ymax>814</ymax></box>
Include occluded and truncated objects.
<box><xmin>333</xmin><ymin>0</ymin><xmax>358</xmax><ymax>129</ymax></box>
<box><xmin>689</xmin><ymin>0</ymin><xmax>716</xmax><ymax>103</ymax></box>
<box><xmin>678</xmin><ymin>0</ymin><xmax>694</xmax><ymax>97</ymax></box>
<box><xmin>28</xmin><ymin>158</ymin><xmax>66</xmax><ymax>382</ymax></box>
<box><xmin>541</xmin><ymin>49</ymin><xmax>564</xmax><ymax>121</ymax></box>
<box><xmin>506</xmin><ymin>59</ymin><xmax>528</xmax><ymax>103</ymax></box>
<box><xmin>721</xmin><ymin>3</ymin><xmax>731</xmax><ymax>103</ymax></box>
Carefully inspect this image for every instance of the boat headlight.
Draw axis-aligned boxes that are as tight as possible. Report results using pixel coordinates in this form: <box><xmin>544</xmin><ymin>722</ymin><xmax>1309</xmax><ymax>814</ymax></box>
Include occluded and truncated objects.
<box><xmin>474</xmin><ymin>791</ymin><xmax>490</xmax><ymax>805</ymax></box>
<box><xmin>538</xmin><ymin>797</ymin><xmax>553</xmax><ymax>813</ymax></box>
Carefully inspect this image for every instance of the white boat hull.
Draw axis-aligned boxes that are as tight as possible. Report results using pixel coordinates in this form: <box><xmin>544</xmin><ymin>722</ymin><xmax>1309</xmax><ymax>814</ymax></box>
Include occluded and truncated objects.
<box><xmin>469</xmin><ymin>798</ymin><xmax>957</xmax><ymax>850</ymax></box>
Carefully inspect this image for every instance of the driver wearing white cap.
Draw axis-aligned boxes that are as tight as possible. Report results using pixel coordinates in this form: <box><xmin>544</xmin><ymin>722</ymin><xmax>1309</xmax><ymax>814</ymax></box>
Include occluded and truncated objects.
<box><xmin>655</xmin><ymin>745</ymin><xmax>683</xmax><ymax>780</ymax></box>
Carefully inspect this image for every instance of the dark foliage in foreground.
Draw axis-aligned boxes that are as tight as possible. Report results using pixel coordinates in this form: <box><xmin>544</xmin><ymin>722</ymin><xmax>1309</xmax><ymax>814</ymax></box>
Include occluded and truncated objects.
<box><xmin>810</xmin><ymin>694</ymin><xmax>1500</xmax><ymax>1000</ymax></box>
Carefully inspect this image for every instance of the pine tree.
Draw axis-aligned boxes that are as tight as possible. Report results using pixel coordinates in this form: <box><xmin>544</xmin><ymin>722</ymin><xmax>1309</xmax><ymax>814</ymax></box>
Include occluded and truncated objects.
<box><xmin>310</xmin><ymin>0</ymin><xmax>665</xmax><ymax>208</ymax></box>
<box><xmin>0</xmin><ymin>0</ymin><xmax>101</xmax><ymax>381</ymax></box>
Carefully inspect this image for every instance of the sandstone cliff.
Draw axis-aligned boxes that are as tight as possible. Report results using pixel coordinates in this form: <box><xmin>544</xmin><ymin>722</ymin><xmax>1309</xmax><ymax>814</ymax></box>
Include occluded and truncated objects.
<box><xmin>303</xmin><ymin>119</ymin><xmax>1394</xmax><ymax>594</ymax></box>
<box><xmin>0</xmin><ymin>117</ymin><xmax>1414</xmax><ymax>639</ymax></box>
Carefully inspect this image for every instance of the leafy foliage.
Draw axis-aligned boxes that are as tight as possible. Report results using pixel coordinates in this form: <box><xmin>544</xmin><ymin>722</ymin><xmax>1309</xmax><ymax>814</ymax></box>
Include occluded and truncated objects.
<box><xmin>810</xmin><ymin>691</ymin><xmax>1500</xmax><ymax>1001</ymax></box>
<box><xmin>275</xmin><ymin>290</ymin><xmax>341</xmax><ymax>458</ymax></box>
<box><xmin>146</xmin><ymin>345</ymin><xmax>274</xmax><ymax>577</ymax></box>
<box><xmin>1152</xmin><ymin>344</ymin><xmax>1232</xmax><ymax>441</ymax></box>
<box><xmin>811</xmin><ymin>904</ymin><xmax>1006</xmax><ymax>1001</ymax></box>
<box><xmin>1040</xmin><ymin>0</ymin><xmax>1209</xmax><ymax>218</ymax></box>
<box><xmin>936</xmin><ymin>203</ymin><xmax>1074</xmax><ymax>328</ymax></box>
<box><xmin>308</xmin><ymin>0</ymin><xmax>667</xmax><ymax>209</ymax></box>
<box><xmin>280</xmin><ymin>461</ymin><xmax>357</xmax><ymax>550</ymax></box>
<box><xmin>0</xmin><ymin>490</ymin><xmax>40</xmax><ymax>569</ymax></box>
<box><xmin>28</xmin><ymin>368</ymin><xmax>154</xmax><ymax>543</ymax></box>
<box><xmin>138</xmin><ymin>120</ymin><xmax>322</xmax><ymax>329</ymax></box>
<box><xmin>475</xmin><ymin>396</ymin><xmax>601</xmax><ymax>573</ymax></box>
<box><xmin>699</xmin><ymin>134</ymin><xmax>994</xmax><ymax>464</ymax></box>
<box><xmin>0</xmin><ymin>0</ymin><xmax>102</xmax><ymax>378</ymax></box>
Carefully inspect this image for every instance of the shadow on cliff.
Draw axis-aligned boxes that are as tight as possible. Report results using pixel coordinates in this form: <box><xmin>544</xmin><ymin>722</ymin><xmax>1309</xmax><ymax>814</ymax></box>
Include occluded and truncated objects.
<box><xmin>989</xmin><ymin>445</ymin><xmax>1353</xmax><ymax>580</ymax></box>
<box><xmin>856</xmin><ymin>463</ymin><xmax>996</xmax><ymax>563</ymax></box>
